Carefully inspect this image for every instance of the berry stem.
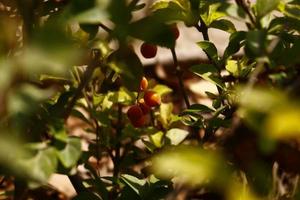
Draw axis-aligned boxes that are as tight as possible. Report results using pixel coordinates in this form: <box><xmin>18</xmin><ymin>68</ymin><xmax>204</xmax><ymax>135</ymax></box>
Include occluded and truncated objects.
<box><xmin>170</xmin><ymin>48</ymin><xmax>190</xmax><ymax>108</ymax></box>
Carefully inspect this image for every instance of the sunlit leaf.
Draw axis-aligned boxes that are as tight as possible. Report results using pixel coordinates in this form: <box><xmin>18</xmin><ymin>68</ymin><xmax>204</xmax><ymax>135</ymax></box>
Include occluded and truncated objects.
<box><xmin>151</xmin><ymin>146</ymin><xmax>229</xmax><ymax>186</ymax></box>
<box><xmin>166</xmin><ymin>128</ymin><xmax>189</xmax><ymax>145</ymax></box>
<box><xmin>266</xmin><ymin>107</ymin><xmax>300</xmax><ymax>139</ymax></box>
<box><xmin>256</xmin><ymin>0</ymin><xmax>280</xmax><ymax>18</ymax></box>
<box><xmin>159</xmin><ymin>103</ymin><xmax>174</xmax><ymax>129</ymax></box>
<box><xmin>190</xmin><ymin>64</ymin><xmax>224</xmax><ymax>89</ymax></box>
<box><xmin>197</xmin><ymin>41</ymin><xmax>219</xmax><ymax>64</ymax></box>
<box><xmin>152</xmin><ymin>84</ymin><xmax>172</xmax><ymax>96</ymax></box>
<box><xmin>120</xmin><ymin>174</ymin><xmax>146</xmax><ymax>195</ymax></box>
<box><xmin>22</xmin><ymin>147</ymin><xmax>58</xmax><ymax>185</ymax></box>
<box><xmin>149</xmin><ymin>131</ymin><xmax>164</xmax><ymax>148</ymax></box>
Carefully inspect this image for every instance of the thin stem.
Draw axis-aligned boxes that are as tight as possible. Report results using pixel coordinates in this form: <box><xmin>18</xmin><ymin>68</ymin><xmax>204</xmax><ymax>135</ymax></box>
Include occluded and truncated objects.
<box><xmin>195</xmin><ymin>19</ymin><xmax>225</xmax><ymax>105</ymax></box>
<box><xmin>171</xmin><ymin>48</ymin><xmax>190</xmax><ymax>108</ymax></box>
<box><xmin>97</xmin><ymin>23</ymin><xmax>112</xmax><ymax>33</ymax></box>
<box><xmin>64</xmin><ymin>49</ymin><xmax>101</xmax><ymax>194</ymax></box>
<box><xmin>235</xmin><ymin>0</ymin><xmax>259</xmax><ymax>29</ymax></box>
<box><xmin>113</xmin><ymin>104</ymin><xmax>122</xmax><ymax>178</ymax></box>
<box><xmin>64</xmin><ymin>49</ymin><xmax>101</xmax><ymax>120</ymax></box>
<box><xmin>150</xmin><ymin>109</ymin><xmax>155</xmax><ymax>127</ymax></box>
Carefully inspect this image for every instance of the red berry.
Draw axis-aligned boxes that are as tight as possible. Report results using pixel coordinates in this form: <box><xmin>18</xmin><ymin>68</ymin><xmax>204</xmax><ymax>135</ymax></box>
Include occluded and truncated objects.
<box><xmin>139</xmin><ymin>76</ymin><xmax>148</xmax><ymax>91</ymax></box>
<box><xmin>144</xmin><ymin>91</ymin><xmax>161</xmax><ymax>107</ymax></box>
<box><xmin>130</xmin><ymin>115</ymin><xmax>146</xmax><ymax>127</ymax></box>
<box><xmin>138</xmin><ymin>98</ymin><xmax>151</xmax><ymax>114</ymax></box>
<box><xmin>140</xmin><ymin>43</ymin><xmax>157</xmax><ymax>59</ymax></box>
<box><xmin>127</xmin><ymin>105</ymin><xmax>143</xmax><ymax>121</ymax></box>
<box><xmin>171</xmin><ymin>24</ymin><xmax>180</xmax><ymax>40</ymax></box>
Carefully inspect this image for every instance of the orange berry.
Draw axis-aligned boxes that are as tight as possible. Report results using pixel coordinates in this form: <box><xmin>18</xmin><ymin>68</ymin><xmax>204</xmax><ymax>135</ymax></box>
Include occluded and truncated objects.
<box><xmin>140</xmin><ymin>43</ymin><xmax>157</xmax><ymax>59</ymax></box>
<box><xmin>127</xmin><ymin>105</ymin><xmax>143</xmax><ymax>121</ymax></box>
<box><xmin>139</xmin><ymin>76</ymin><xmax>148</xmax><ymax>91</ymax></box>
<box><xmin>144</xmin><ymin>91</ymin><xmax>161</xmax><ymax>107</ymax></box>
<box><xmin>138</xmin><ymin>98</ymin><xmax>151</xmax><ymax>114</ymax></box>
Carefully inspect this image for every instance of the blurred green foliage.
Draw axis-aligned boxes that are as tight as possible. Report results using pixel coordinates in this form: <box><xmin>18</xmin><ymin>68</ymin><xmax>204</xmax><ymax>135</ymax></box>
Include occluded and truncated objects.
<box><xmin>0</xmin><ymin>0</ymin><xmax>299</xmax><ymax>199</ymax></box>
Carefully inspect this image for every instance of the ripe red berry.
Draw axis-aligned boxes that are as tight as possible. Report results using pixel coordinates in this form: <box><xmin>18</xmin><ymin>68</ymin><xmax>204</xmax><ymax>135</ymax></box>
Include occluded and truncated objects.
<box><xmin>140</xmin><ymin>43</ymin><xmax>157</xmax><ymax>59</ymax></box>
<box><xmin>127</xmin><ymin>105</ymin><xmax>143</xmax><ymax>121</ymax></box>
<box><xmin>171</xmin><ymin>24</ymin><xmax>180</xmax><ymax>40</ymax></box>
<box><xmin>130</xmin><ymin>115</ymin><xmax>146</xmax><ymax>127</ymax></box>
<box><xmin>144</xmin><ymin>91</ymin><xmax>161</xmax><ymax>107</ymax></box>
<box><xmin>139</xmin><ymin>76</ymin><xmax>148</xmax><ymax>91</ymax></box>
<box><xmin>138</xmin><ymin>98</ymin><xmax>151</xmax><ymax>114</ymax></box>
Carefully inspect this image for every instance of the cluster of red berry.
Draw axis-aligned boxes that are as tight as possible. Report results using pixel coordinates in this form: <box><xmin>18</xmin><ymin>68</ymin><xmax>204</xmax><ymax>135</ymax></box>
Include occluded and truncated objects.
<box><xmin>127</xmin><ymin>77</ymin><xmax>161</xmax><ymax>127</ymax></box>
<box><xmin>140</xmin><ymin>24</ymin><xmax>180</xmax><ymax>59</ymax></box>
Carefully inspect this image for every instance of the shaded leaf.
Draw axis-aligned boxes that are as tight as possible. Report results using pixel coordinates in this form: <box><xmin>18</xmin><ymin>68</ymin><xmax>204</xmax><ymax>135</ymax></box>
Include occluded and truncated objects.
<box><xmin>209</xmin><ymin>19</ymin><xmax>236</xmax><ymax>33</ymax></box>
<box><xmin>56</xmin><ymin>137</ymin><xmax>82</xmax><ymax>168</ymax></box>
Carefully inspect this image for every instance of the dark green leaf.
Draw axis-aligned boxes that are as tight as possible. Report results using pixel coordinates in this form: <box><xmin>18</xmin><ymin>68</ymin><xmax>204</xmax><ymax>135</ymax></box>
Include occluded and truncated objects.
<box><xmin>209</xmin><ymin>19</ymin><xmax>236</xmax><ymax>33</ymax></box>
<box><xmin>245</xmin><ymin>30</ymin><xmax>267</xmax><ymax>58</ymax></box>
<box><xmin>182</xmin><ymin>104</ymin><xmax>215</xmax><ymax>115</ymax></box>
<box><xmin>197</xmin><ymin>41</ymin><xmax>219</xmax><ymax>64</ymax></box>
<box><xmin>108</xmin><ymin>47</ymin><xmax>143</xmax><ymax>91</ymax></box>
<box><xmin>129</xmin><ymin>16</ymin><xmax>175</xmax><ymax>48</ymax></box>
<box><xmin>223</xmin><ymin>31</ymin><xmax>246</xmax><ymax>60</ymax></box>
<box><xmin>190</xmin><ymin>64</ymin><xmax>224</xmax><ymax>88</ymax></box>
<box><xmin>79</xmin><ymin>24</ymin><xmax>99</xmax><ymax>40</ymax></box>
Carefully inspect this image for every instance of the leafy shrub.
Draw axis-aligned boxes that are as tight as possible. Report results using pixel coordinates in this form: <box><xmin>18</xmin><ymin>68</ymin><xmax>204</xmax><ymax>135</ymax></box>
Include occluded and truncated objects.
<box><xmin>0</xmin><ymin>0</ymin><xmax>300</xmax><ymax>199</ymax></box>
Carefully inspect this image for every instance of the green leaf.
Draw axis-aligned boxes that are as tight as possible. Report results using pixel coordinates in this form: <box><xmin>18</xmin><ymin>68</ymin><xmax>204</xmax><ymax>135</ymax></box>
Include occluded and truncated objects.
<box><xmin>108</xmin><ymin>87</ymin><xmax>136</xmax><ymax>105</ymax></box>
<box><xmin>209</xmin><ymin>19</ymin><xmax>236</xmax><ymax>33</ymax></box>
<box><xmin>256</xmin><ymin>0</ymin><xmax>280</xmax><ymax>18</ymax></box>
<box><xmin>190</xmin><ymin>64</ymin><xmax>224</xmax><ymax>89</ymax></box>
<box><xmin>72</xmin><ymin>7</ymin><xmax>108</xmax><ymax>24</ymax></box>
<box><xmin>182</xmin><ymin>104</ymin><xmax>215</xmax><ymax>115</ymax></box>
<box><xmin>201</xmin><ymin>4</ymin><xmax>226</xmax><ymax>25</ymax></box>
<box><xmin>152</xmin><ymin>84</ymin><xmax>172</xmax><ymax>96</ymax></box>
<box><xmin>268</xmin><ymin>17</ymin><xmax>300</xmax><ymax>33</ymax></box>
<box><xmin>129</xmin><ymin>16</ymin><xmax>176</xmax><ymax>48</ymax></box>
<box><xmin>149</xmin><ymin>131</ymin><xmax>164</xmax><ymax>148</ymax></box>
<box><xmin>120</xmin><ymin>174</ymin><xmax>146</xmax><ymax>195</ymax></box>
<box><xmin>166</xmin><ymin>128</ymin><xmax>189</xmax><ymax>145</ymax></box>
<box><xmin>151</xmin><ymin>0</ymin><xmax>199</xmax><ymax>27</ymax></box>
<box><xmin>56</xmin><ymin>137</ymin><xmax>82</xmax><ymax>168</ymax></box>
<box><xmin>107</xmin><ymin>47</ymin><xmax>143</xmax><ymax>91</ymax></box>
<box><xmin>279</xmin><ymin>2</ymin><xmax>300</xmax><ymax>20</ymax></box>
<box><xmin>22</xmin><ymin>147</ymin><xmax>58</xmax><ymax>184</ymax></box>
<box><xmin>223</xmin><ymin>31</ymin><xmax>246</xmax><ymax>60</ymax></box>
<box><xmin>226</xmin><ymin>60</ymin><xmax>238</xmax><ymax>76</ymax></box>
<box><xmin>151</xmin><ymin>146</ymin><xmax>229</xmax><ymax>186</ymax></box>
<box><xmin>217</xmin><ymin>3</ymin><xmax>247</xmax><ymax>20</ymax></box>
<box><xmin>151</xmin><ymin>1</ymin><xmax>187</xmax><ymax>22</ymax></box>
<box><xmin>197</xmin><ymin>41</ymin><xmax>219</xmax><ymax>64</ymax></box>
<box><xmin>159</xmin><ymin>103</ymin><xmax>174</xmax><ymax>129</ymax></box>
<box><xmin>245</xmin><ymin>30</ymin><xmax>267</xmax><ymax>58</ymax></box>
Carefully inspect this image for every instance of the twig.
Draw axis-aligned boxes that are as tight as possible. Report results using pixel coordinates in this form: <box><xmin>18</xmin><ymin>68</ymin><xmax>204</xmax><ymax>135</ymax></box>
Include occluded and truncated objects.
<box><xmin>64</xmin><ymin>49</ymin><xmax>101</xmax><ymax>120</ymax></box>
<box><xmin>170</xmin><ymin>48</ymin><xmax>190</xmax><ymax>108</ymax></box>
<box><xmin>97</xmin><ymin>23</ymin><xmax>112</xmax><ymax>33</ymax></box>
<box><xmin>64</xmin><ymin>49</ymin><xmax>101</xmax><ymax>194</ymax></box>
